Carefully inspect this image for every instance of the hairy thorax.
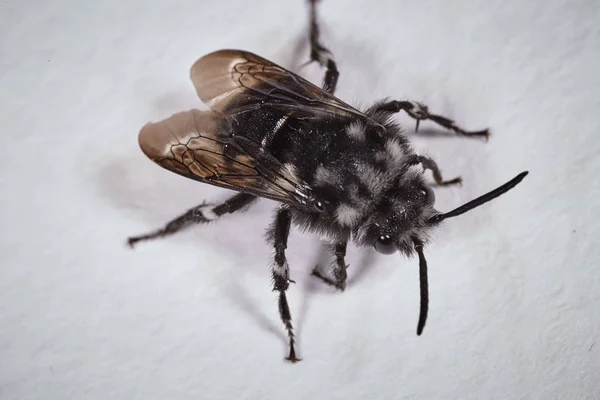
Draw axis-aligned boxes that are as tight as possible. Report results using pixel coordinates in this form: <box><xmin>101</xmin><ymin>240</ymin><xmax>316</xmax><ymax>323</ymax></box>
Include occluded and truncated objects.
<box><xmin>281</xmin><ymin>116</ymin><xmax>420</xmax><ymax>243</ymax></box>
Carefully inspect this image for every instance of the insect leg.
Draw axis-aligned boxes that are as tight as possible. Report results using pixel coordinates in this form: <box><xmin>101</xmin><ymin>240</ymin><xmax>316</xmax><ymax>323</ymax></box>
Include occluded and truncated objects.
<box><xmin>311</xmin><ymin>241</ymin><xmax>348</xmax><ymax>291</ymax></box>
<box><xmin>269</xmin><ymin>207</ymin><xmax>301</xmax><ymax>362</ymax></box>
<box><xmin>307</xmin><ymin>0</ymin><xmax>339</xmax><ymax>94</ymax></box>
<box><xmin>408</xmin><ymin>155</ymin><xmax>462</xmax><ymax>186</ymax></box>
<box><xmin>373</xmin><ymin>100</ymin><xmax>490</xmax><ymax>139</ymax></box>
<box><xmin>127</xmin><ymin>193</ymin><xmax>257</xmax><ymax>248</ymax></box>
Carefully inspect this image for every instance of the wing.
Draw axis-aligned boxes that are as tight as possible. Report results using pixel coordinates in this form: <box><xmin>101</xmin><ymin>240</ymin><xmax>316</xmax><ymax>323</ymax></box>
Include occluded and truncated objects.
<box><xmin>189</xmin><ymin>49</ymin><xmax>369</xmax><ymax>121</ymax></box>
<box><xmin>138</xmin><ymin>109</ymin><xmax>315</xmax><ymax>206</ymax></box>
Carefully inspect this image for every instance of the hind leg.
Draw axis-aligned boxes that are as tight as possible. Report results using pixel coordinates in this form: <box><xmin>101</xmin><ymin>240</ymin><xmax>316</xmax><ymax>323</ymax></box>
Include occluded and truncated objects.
<box><xmin>127</xmin><ymin>193</ymin><xmax>257</xmax><ymax>248</ymax></box>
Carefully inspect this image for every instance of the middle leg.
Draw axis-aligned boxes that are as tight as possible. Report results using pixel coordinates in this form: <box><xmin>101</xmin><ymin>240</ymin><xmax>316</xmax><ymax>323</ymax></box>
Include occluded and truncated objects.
<box><xmin>311</xmin><ymin>241</ymin><xmax>348</xmax><ymax>291</ymax></box>
<box><xmin>372</xmin><ymin>100</ymin><xmax>490</xmax><ymax>140</ymax></box>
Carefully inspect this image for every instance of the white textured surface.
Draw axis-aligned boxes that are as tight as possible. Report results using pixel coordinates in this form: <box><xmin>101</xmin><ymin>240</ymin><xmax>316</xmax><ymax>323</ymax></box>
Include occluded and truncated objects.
<box><xmin>1</xmin><ymin>0</ymin><xmax>599</xmax><ymax>399</ymax></box>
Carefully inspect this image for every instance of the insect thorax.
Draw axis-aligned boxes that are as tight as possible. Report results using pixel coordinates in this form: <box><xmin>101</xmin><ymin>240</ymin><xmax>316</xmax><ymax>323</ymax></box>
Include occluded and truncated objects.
<box><xmin>225</xmin><ymin>106</ymin><xmax>432</xmax><ymax>245</ymax></box>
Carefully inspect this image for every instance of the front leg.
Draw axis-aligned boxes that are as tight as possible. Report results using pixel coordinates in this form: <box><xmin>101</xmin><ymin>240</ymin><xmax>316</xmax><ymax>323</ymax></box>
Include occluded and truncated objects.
<box><xmin>372</xmin><ymin>100</ymin><xmax>490</xmax><ymax>140</ymax></box>
<box><xmin>408</xmin><ymin>155</ymin><xmax>462</xmax><ymax>186</ymax></box>
<box><xmin>268</xmin><ymin>207</ymin><xmax>300</xmax><ymax>362</ymax></box>
<box><xmin>311</xmin><ymin>241</ymin><xmax>348</xmax><ymax>291</ymax></box>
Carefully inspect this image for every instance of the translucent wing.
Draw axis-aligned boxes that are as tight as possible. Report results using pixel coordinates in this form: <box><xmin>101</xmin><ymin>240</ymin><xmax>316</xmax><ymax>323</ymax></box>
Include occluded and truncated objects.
<box><xmin>189</xmin><ymin>49</ymin><xmax>368</xmax><ymax>120</ymax></box>
<box><xmin>138</xmin><ymin>109</ymin><xmax>315</xmax><ymax>206</ymax></box>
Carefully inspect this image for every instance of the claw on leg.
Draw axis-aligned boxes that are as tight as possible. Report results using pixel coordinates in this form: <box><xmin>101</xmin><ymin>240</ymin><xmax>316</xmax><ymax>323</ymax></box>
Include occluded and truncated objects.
<box><xmin>311</xmin><ymin>266</ymin><xmax>346</xmax><ymax>291</ymax></box>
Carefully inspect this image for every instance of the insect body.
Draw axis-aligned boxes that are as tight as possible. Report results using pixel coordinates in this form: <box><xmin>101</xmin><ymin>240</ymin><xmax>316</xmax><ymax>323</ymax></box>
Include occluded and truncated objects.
<box><xmin>128</xmin><ymin>0</ymin><xmax>528</xmax><ymax>362</ymax></box>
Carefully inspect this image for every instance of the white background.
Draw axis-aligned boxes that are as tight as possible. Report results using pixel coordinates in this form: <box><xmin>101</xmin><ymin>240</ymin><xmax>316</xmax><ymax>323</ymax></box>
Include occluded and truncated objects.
<box><xmin>1</xmin><ymin>0</ymin><xmax>599</xmax><ymax>399</ymax></box>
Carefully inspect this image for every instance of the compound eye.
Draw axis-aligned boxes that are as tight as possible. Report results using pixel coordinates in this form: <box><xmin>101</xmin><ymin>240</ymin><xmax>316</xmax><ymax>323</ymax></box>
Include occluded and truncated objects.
<box><xmin>419</xmin><ymin>185</ymin><xmax>435</xmax><ymax>205</ymax></box>
<box><xmin>313</xmin><ymin>199</ymin><xmax>326</xmax><ymax>213</ymax></box>
<box><xmin>374</xmin><ymin>234</ymin><xmax>397</xmax><ymax>255</ymax></box>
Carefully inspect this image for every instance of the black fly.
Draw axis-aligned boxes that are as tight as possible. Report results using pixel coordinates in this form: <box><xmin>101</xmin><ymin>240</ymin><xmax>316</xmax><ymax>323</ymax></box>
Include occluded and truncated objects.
<box><xmin>128</xmin><ymin>0</ymin><xmax>528</xmax><ymax>362</ymax></box>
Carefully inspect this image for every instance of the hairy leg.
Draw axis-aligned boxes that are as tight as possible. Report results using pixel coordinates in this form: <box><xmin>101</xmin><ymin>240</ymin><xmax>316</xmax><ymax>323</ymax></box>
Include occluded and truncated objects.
<box><xmin>306</xmin><ymin>0</ymin><xmax>339</xmax><ymax>94</ymax></box>
<box><xmin>127</xmin><ymin>193</ymin><xmax>257</xmax><ymax>247</ymax></box>
<box><xmin>268</xmin><ymin>207</ymin><xmax>301</xmax><ymax>362</ymax></box>
<box><xmin>373</xmin><ymin>100</ymin><xmax>490</xmax><ymax>140</ymax></box>
<box><xmin>408</xmin><ymin>155</ymin><xmax>462</xmax><ymax>186</ymax></box>
<box><xmin>311</xmin><ymin>241</ymin><xmax>348</xmax><ymax>291</ymax></box>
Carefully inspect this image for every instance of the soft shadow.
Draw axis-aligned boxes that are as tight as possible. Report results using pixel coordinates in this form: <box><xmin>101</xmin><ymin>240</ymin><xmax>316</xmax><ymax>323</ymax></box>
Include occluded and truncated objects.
<box><xmin>280</xmin><ymin>31</ymin><xmax>310</xmax><ymax>73</ymax></box>
<box><xmin>409</xmin><ymin>127</ymin><xmax>462</xmax><ymax>139</ymax></box>
<box><xmin>346</xmin><ymin>249</ymin><xmax>377</xmax><ymax>287</ymax></box>
<box><xmin>97</xmin><ymin>27</ymin><xmax>402</xmax><ymax>351</ymax></box>
<box><xmin>223</xmin><ymin>278</ymin><xmax>287</xmax><ymax>344</ymax></box>
<box><xmin>295</xmin><ymin>241</ymin><xmax>330</xmax><ymax>341</ymax></box>
<box><xmin>269</xmin><ymin>28</ymin><xmax>385</xmax><ymax>105</ymax></box>
<box><xmin>295</xmin><ymin>242</ymin><xmax>378</xmax><ymax>340</ymax></box>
